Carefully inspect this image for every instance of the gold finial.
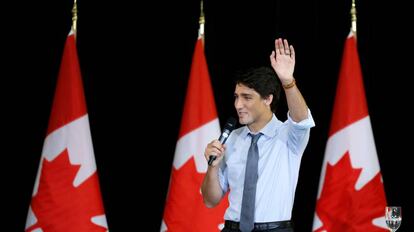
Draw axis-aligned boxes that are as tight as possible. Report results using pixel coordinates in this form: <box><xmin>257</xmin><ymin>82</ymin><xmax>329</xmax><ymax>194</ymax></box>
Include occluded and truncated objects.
<box><xmin>71</xmin><ymin>0</ymin><xmax>78</xmax><ymax>36</ymax></box>
<box><xmin>350</xmin><ymin>0</ymin><xmax>357</xmax><ymax>37</ymax></box>
<box><xmin>198</xmin><ymin>0</ymin><xmax>205</xmax><ymax>40</ymax></box>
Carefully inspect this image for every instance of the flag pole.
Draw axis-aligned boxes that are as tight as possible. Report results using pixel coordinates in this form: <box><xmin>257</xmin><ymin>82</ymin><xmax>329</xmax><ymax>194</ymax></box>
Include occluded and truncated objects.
<box><xmin>71</xmin><ymin>0</ymin><xmax>78</xmax><ymax>37</ymax></box>
<box><xmin>350</xmin><ymin>0</ymin><xmax>357</xmax><ymax>38</ymax></box>
<box><xmin>199</xmin><ymin>0</ymin><xmax>205</xmax><ymax>42</ymax></box>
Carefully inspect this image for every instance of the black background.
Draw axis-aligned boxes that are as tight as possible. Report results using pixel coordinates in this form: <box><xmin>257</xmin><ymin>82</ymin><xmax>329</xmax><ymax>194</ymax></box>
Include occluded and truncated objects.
<box><xmin>2</xmin><ymin>0</ymin><xmax>412</xmax><ymax>231</ymax></box>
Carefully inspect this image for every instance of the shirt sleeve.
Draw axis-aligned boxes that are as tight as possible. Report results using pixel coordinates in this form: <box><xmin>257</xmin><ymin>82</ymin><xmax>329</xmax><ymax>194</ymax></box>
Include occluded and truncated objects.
<box><xmin>218</xmin><ymin>162</ymin><xmax>229</xmax><ymax>194</ymax></box>
<box><xmin>286</xmin><ymin>109</ymin><xmax>315</xmax><ymax>155</ymax></box>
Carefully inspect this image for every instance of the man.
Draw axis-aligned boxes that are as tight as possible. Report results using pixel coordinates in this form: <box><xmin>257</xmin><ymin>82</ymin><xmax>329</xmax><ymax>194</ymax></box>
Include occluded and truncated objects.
<box><xmin>201</xmin><ymin>38</ymin><xmax>315</xmax><ymax>232</ymax></box>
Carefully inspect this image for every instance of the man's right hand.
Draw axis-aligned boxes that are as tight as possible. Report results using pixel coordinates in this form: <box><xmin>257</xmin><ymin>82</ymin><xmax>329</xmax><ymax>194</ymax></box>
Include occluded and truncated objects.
<box><xmin>204</xmin><ymin>140</ymin><xmax>225</xmax><ymax>167</ymax></box>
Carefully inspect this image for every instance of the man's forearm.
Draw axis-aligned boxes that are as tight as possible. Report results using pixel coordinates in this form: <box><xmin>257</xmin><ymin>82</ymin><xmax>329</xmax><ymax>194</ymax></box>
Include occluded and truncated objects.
<box><xmin>283</xmin><ymin>81</ymin><xmax>309</xmax><ymax>122</ymax></box>
<box><xmin>201</xmin><ymin>167</ymin><xmax>223</xmax><ymax>208</ymax></box>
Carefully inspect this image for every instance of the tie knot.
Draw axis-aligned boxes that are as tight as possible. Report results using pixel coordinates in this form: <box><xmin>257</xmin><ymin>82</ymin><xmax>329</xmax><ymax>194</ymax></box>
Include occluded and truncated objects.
<box><xmin>249</xmin><ymin>133</ymin><xmax>262</xmax><ymax>144</ymax></box>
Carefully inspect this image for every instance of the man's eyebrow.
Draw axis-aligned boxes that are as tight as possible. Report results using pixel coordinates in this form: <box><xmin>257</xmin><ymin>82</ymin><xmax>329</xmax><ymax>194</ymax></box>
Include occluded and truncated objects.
<box><xmin>239</xmin><ymin>93</ymin><xmax>253</xmax><ymax>97</ymax></box>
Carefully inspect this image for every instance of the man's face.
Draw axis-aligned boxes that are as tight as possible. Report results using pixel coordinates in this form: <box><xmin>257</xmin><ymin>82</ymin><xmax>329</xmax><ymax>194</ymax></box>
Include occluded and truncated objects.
<box><xmin>234</xmin><ymin>83</ymin><xmax>268</xmax><ymax>126</ymax></box>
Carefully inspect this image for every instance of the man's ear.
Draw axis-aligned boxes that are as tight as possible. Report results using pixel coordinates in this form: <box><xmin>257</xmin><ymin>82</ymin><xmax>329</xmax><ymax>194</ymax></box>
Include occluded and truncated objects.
<box><xmin>264</xmin><ymin>94</ymin><xmax>273</xmax><ymax>106</ymax></box>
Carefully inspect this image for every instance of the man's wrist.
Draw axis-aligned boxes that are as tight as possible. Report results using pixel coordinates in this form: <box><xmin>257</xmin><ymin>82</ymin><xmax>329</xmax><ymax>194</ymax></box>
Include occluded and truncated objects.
<box><xmin>282</xmin><ymin>78</ymin><xmax>296</xmax><ymax>89</ymax></box>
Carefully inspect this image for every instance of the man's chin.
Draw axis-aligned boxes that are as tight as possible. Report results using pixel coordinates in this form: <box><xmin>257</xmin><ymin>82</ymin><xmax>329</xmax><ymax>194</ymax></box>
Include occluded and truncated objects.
<box><xmin>238</xmin><ymin>117</ymin><xmax>250</xmax><ymax>125</ymax></box>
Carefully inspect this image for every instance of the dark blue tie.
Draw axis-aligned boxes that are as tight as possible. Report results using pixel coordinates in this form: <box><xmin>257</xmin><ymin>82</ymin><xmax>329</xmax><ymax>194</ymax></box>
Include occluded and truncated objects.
<box><xmin>240</xmin><ymin>133</ymin><xmax>262</xmax><ymax>232</ymax></box>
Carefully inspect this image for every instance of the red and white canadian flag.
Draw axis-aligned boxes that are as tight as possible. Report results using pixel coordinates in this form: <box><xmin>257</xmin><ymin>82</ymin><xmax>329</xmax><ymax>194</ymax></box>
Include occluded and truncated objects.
<box><xmin>160</xmin><ymin>37</ymin><xmax>228</xmax><ymax>231</ymax></box>
<box><xmin>312</xmin><ymin>33</ymin><xmax>387</xmax><ymax>231</ymax></box>
<box><xmin>25</xmin><ymin>30</ymin><xmax>108</xmax><ymax>232</ymax></box>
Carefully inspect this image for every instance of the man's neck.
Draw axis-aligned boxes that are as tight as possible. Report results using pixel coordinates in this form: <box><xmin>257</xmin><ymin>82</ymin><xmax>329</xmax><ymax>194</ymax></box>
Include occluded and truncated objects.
<box><xmin>248</xmin><ymin>110</ymin><xmax>273</xmax><ymax>133</ymax></box>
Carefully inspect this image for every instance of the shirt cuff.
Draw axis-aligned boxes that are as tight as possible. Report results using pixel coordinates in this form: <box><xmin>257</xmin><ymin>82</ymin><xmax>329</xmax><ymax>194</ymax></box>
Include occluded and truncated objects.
<box><xmin>287</xmin><ymin>109</ymin><xmax>316</xmax><ymax>129</ymax></box>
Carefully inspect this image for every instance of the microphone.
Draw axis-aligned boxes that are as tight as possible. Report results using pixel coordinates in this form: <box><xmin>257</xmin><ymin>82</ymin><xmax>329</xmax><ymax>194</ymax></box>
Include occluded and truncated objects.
<box><xmin>208</xmin><ymin>117</ymin><xmax>237</xmax><ymax>166</ymax></box>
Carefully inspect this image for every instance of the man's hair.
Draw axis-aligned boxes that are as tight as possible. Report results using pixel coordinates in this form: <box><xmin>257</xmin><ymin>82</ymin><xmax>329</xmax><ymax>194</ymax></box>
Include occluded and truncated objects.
<box><xmin>235</xmin><ymin>66</ymin><xmax>281</xmax><ymax>112</ymax></box>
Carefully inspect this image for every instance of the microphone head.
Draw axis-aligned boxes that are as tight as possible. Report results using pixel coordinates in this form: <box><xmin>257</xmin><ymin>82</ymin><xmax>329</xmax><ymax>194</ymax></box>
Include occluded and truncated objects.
<box><xmin>210</xmin><ymin>117</ymin><xmax>238</xmax><ymax>165</ymax></box>
<box><xmin>223</xmin><ymin>117</ymin><xmax>237</xmax><ymax>132</ymax></box>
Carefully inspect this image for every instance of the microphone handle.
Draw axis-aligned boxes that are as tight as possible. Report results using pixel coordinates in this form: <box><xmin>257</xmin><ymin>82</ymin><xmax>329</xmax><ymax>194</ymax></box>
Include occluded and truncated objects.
<box><xmin>208</xmin><ymin>155</ymin><xmax>216</xmax><ymax>166</ymax></box>
<box><xmin>208</xmin><ymin>131</ymin><xmax>230</xmax><ymax>166</ymax></box>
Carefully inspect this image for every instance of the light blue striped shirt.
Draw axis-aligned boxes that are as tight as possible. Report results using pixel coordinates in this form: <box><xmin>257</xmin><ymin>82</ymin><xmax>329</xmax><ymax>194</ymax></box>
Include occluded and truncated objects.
<box><xmin>218</xmin><ymin>110</ymin><xmax>315</xmax><ymax>222</ymax></box>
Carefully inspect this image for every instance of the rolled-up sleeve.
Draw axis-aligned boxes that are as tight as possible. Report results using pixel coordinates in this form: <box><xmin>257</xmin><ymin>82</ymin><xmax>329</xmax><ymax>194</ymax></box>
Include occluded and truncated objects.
<box><xmin>286</xmin><ymin>109</ymin><xmax>315</xmax><ymax>155</ymax></box>
<box><xmin>287</xmin><ymin>109</ymin><xmax>315</xmax><ymax>129</ymax></box>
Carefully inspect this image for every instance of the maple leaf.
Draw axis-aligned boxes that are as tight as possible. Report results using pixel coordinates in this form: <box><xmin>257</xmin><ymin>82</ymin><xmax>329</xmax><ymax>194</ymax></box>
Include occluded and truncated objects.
<box><xmin>26</xmin><ymin>149</ymin><xmax>107</xmax><ymax>232</ymax></box>
<box><xmin>163</xmin><ymin>157</ymin><xmax>228</xmax><ymax>231</ymax></box>
<box><xmin>315</xmin><ymin>152</ymin><xmax>387</xmax><ymax>232</ymax></box>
